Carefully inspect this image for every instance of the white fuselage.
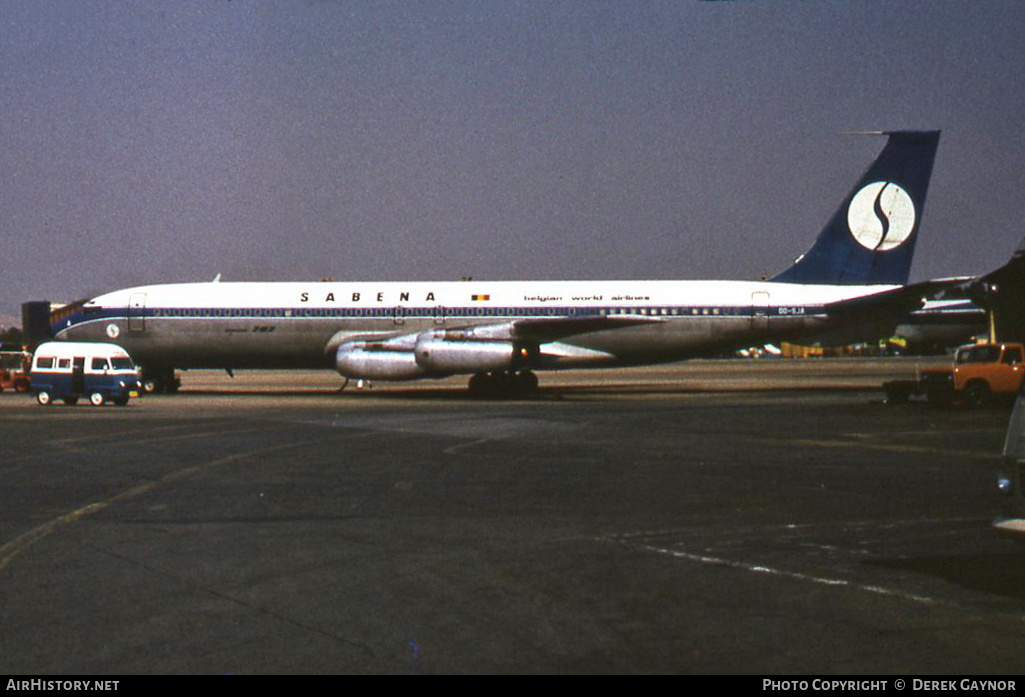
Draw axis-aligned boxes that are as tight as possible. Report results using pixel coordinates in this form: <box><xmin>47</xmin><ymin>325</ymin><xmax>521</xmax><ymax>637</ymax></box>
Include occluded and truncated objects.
<box><xmin>53</xmin><ymin>279</ymin><xmax>900</xmax><ymax>374</ymax></box>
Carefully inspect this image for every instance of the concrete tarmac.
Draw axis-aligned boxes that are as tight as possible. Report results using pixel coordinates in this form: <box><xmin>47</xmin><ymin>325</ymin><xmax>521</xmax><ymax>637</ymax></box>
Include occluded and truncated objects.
<box><xmin>1</xmin><ymin>358</ymin><xmax>1022</xmax><ymax>674</ymax></box>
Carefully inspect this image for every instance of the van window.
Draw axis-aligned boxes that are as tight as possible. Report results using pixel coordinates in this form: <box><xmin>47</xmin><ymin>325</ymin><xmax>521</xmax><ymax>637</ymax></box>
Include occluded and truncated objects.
<box><xmin>36</xmin><ymin>357</ymin><xmax>54</xmax><ymax>369</ymax></box>
<box><xmin>58</xmin><ymin>358</ymin><xmax>71</xmax><ymax>369</ymax></box>
<box><xmin>91</xmin><ymin>358</ymin><xmax>110</xmax><ymax>371</ymax></box>
<box><xmin>111</xmin><ymin>357</ymin><xmax>135</xmax><ymax>370</ymax></box>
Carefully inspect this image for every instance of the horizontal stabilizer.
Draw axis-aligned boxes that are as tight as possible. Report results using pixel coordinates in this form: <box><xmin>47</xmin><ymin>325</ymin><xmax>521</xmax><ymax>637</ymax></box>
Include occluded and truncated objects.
<box><xmin>823</xmin><ymin>278</ymin><xmax>968</xmax><ymax>321</ymax></box>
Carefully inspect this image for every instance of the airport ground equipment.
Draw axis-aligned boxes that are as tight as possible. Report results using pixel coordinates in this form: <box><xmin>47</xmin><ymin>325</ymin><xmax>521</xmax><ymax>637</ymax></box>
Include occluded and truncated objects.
<box><xmin>884</xmin><ymin>342</ymin><xmax>1025</xmax><ymax>407</ymax></box>
<box><xmin>0</xmin><ymin>349</ymin><xmax>31</xmax><ymax>393</ymax></box>
<box><xmin>30</xmin><ymin>342</ymin><xmax>141</xmax><ymax>406</ymax></box>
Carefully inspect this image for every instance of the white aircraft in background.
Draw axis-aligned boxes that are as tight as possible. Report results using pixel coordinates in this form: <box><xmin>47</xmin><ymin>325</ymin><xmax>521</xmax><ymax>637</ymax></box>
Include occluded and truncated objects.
<box><xmin>37</xmin><ymin>131</ymin><xmax>949</xmax><ymax>395</ymax></box>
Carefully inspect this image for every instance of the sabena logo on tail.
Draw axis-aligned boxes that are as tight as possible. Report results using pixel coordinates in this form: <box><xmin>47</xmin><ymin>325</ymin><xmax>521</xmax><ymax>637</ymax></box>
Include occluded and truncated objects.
<box><xmin>847</xmin><ymin>181</ymin><xmax>916</xmax><ymax>251</ymax></box>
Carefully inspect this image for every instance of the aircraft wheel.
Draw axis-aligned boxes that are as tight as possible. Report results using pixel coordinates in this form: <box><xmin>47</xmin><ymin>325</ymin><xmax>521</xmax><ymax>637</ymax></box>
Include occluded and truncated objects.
<box><xmin>469</xmin><ymin>371</ymin><xmax>538</xmax><ymax>398</ymax></box>
<box><xmin>468</xmin><ymin>373</ymin><xmax>489</xmax><ymax>396</ymax></box>
<box><xmin>516</xmin><ymin>371</ymin><xmax>539</xmax><ymax>392</ymax></box>
<box><xmin>36</xmin><ymin>390</ymin><xmax>52</xmax><ymax>406</ymax></box>
<box><xmin>89</xmin><ymin>392</ymin><xmax>105</xmax><ymax>407</ymax></box>
<box><xmin>469</xmin><ymin>372</ymin><xmax>504</xmax><ymax>397</ymax></box>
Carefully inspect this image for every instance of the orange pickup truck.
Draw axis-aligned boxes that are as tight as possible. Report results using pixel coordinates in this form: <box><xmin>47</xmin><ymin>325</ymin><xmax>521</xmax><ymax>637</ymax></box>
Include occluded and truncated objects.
<box><xmin>884</xmin><ymin>342</ymin><xmax>1025</xmax><ymax>407</ymax></box>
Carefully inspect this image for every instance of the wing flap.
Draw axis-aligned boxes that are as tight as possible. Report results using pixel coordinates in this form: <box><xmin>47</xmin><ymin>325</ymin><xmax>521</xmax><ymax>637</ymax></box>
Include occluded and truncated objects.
<box><xmin>511</xmin><ymin>315</ymin><xmax>663</xmax><ymax>343</ymax></box>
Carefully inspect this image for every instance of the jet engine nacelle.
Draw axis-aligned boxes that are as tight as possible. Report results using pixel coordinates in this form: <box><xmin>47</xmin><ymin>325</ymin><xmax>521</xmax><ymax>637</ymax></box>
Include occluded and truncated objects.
<box><xmin>414</xmin><ymin>331</ymin><xmax>518</xmax><ymax>374</ymax></box>
<box><xmin>336</xmin><ymin>331</ymin><xmax>524</xmax><ymax>380</ymax></box>
<box><xmin>335</xmin><ymin>341</ymin><xmax>426</xmax><ymax>380</ymax></box>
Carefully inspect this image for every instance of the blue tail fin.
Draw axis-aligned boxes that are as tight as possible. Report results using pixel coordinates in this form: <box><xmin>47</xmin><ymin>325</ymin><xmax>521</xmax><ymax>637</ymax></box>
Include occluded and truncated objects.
<box><xmin>771</xmin><ymin>130</ymin><xmax>940</xmax><ymax>286</ymax></box>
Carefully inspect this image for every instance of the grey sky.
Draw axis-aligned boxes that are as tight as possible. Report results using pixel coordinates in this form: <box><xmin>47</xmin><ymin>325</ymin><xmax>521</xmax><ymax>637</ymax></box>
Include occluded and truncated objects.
<box><xmin>2</xmin><ymin>1</ymin><xmax>1024</xmax><ymax>316</ymax></box>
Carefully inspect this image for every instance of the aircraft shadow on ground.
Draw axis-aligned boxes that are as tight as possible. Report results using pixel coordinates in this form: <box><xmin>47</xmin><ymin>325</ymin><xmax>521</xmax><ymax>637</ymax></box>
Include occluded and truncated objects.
<box><xmin>868</xmin><ymin>552</ymin><xmax>1025</xmax><ymax>601</ymax></box>
<box><xmin>177</xmin><ymin>382</ymin><xmax>876</xmax><ymax>401</ymax></box>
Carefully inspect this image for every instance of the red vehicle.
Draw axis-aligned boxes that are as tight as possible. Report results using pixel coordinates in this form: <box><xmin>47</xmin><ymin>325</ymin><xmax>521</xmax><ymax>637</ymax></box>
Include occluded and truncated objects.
<box><xmin>0</xmin><ymin>349</ymin><xmax>31</xmax><ymax>393</ymax></box>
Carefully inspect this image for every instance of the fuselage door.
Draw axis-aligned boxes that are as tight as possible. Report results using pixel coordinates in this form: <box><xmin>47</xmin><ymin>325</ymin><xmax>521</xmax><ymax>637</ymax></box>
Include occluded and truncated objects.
<box><xmin>128</xmin><ymin>293</ymin><xmax>147</xmax><ymax>332</ymax></box>
<box><xmin>751</xmin><ymin>291</ymin><xmax>770</xmax><ymax>330</ymax></box>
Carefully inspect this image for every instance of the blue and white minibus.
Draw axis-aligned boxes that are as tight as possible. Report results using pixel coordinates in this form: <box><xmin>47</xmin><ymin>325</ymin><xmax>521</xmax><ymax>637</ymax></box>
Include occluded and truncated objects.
<box><xmin>30</xmin><ymin>342</ymin><xmax>141</xmax><ymax>406</ymax></box>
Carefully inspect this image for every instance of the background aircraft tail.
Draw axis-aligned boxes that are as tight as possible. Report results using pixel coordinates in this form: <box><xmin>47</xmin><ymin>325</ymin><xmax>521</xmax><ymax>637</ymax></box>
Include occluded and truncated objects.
<box><xmin>772</xmin><ymin>130</ymin><xmax>940</xmax><ymax>286</ymax></box>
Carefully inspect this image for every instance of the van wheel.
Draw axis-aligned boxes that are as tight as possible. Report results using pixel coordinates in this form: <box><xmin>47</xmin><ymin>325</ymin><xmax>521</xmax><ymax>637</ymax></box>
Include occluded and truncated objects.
<box><xmin>63</xmin><ymin>396</ymin><xmax>79</xmax><ymax>406</ymax></box>
<box><xmin>36</xmin><ymin>391</ymin><xmax>52</xmax><ymax>406</ymax></box>
<box><xmin>89</xmin><ymin>392</ymin><xmax>105</xmax><ymax>407</ymax></box>
<box><xmin>113</xmin><ymin>395</ymin><xmax>129</xmax><ymax>407</ymax></box>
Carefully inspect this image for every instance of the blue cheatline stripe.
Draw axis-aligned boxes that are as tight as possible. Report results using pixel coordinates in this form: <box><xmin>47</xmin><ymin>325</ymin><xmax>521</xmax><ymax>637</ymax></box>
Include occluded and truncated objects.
<box><xmin>53</xmin><ymin>304</ymin><xmax>827</xmax><ymax>333</ymax></box>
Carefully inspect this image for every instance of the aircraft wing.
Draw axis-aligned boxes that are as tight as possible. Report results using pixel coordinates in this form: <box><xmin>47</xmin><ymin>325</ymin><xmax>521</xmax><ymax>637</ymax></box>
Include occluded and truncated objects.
<box><xmin>325</xmin><ymin>314</ymin><xmax>662</xmax><ymax>355</ymax></box>
<box><xmin>510</xmin><ymin>314</ymin><xmax>663</xmax><ymax>343</ymax></box>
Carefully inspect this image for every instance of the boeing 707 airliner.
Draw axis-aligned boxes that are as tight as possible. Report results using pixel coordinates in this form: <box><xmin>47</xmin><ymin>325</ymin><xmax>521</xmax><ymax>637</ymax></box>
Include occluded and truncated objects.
<box><xmin>39</xmin><ymin>131</ymin><xmax>946</xmax><ymax>394</ymax></box>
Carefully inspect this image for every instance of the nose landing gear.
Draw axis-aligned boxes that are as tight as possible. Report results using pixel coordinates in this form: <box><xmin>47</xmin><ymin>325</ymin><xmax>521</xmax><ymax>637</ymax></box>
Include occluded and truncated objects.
<box><xmin>140</xmin><ymin>367</ymin><xmax>180</xmax><ymax>394</ymax></box>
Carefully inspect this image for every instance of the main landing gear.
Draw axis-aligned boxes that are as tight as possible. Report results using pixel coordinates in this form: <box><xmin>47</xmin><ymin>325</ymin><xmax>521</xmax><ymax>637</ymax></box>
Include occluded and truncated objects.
<box><xmin>468</xmin><ymin>370</ymin><xmax>539</xmax><ymax>397</ymax></box>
